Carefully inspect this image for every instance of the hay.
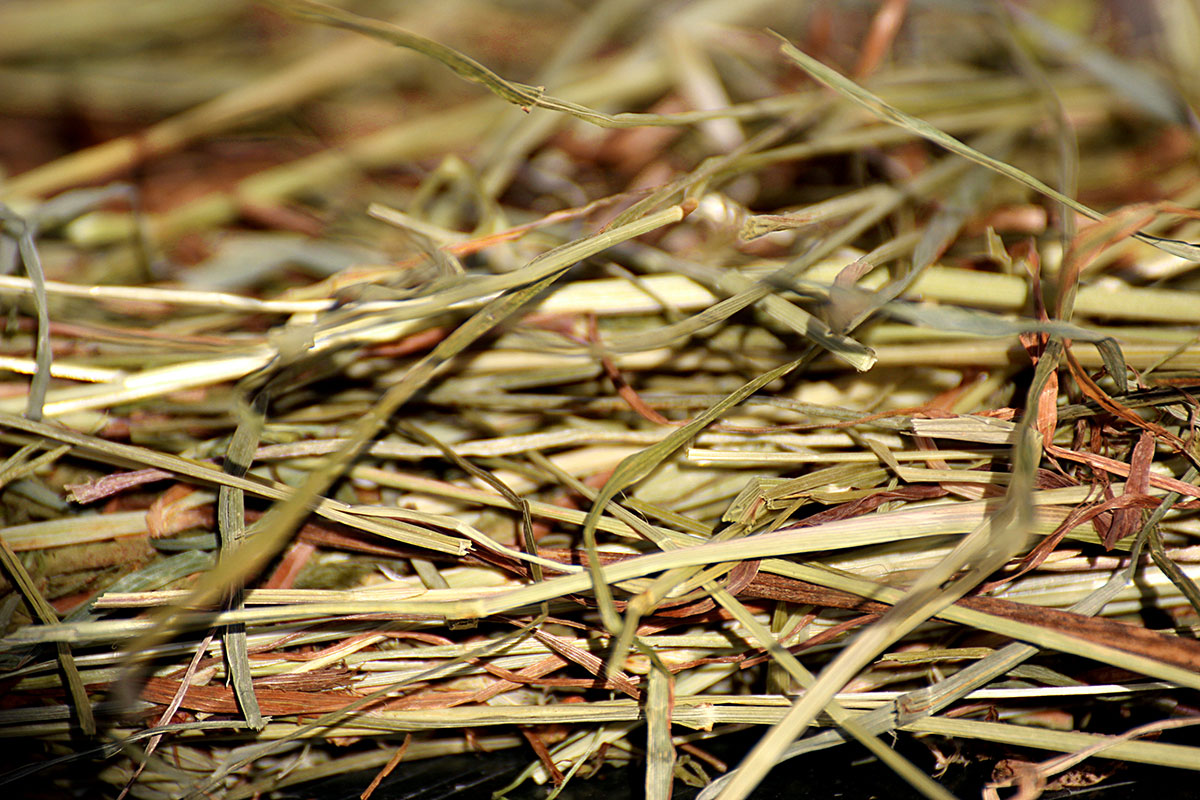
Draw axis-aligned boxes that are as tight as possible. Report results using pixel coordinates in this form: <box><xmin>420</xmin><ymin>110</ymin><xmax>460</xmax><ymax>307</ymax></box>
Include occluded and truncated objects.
<box><xmin>1</xmin><ymin>2</ymin><xmax>1199</xmax><ymax>798</ymax></box>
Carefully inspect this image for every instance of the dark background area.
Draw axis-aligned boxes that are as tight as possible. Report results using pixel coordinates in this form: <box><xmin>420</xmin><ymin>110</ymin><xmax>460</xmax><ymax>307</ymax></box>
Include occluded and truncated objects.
<box><xmin>283</xmin><ymin>730</ymin><xmax>1200</xmax><ymax>800</ymax></box>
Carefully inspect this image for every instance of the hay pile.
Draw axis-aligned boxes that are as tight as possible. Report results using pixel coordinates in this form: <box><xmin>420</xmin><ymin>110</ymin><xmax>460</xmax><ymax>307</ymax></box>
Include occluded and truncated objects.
<box><xmin>1</xmin><ymin>2</ymin><xmax>1199</xmax><ymax>798</ymax></box>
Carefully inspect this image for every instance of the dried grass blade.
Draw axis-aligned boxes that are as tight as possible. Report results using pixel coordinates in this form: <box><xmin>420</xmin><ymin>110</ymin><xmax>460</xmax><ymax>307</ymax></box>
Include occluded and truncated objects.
<box><xmin>644</xmin><ymin>657</ymin><xmax>676</xmax><ymax>800</ymax></box>
<box><xmin>881</xmin><ymin>301</ymin><xmax>1125</xmax><ymax>389</ymax></box>
<box><xmin>118</xmin><ymin>204</ymin><xmax>685</xmax><ymax>695</ymax></box>
<box><xmin>702</xmin><ymin>584</ymin><xmax>956</xmax><ymax>800</ymax></box>
<box><xmin>0</xmin><ymin>445</ymin><xmax>94</xmax><ymax>735</ymax></box>
<box><xmin>555</xmin><ymin>450</ymin><xmax>953</xmax><ymax>800</ymax></box>
<box><xmin>1147</xmin><ymin>466</ymin><xmax>1200</xmax><ymax>616</ymax></box>
<box><xmin>216</xmin><ymin>396</ymin><xmax>267</xmax><ymax>730</ymax></box>
<box><xmin>993</xmin><ymin>717</ymin><xmax>1200</xmax><ymax>791</ymax></box>
<box><xmin>714</xmin><ymin>424</ymin><xmax>1039</xmax><ymax>800</ymax></box>
<box><xmin>0</xmin><ymin>207</ymin><xmax>51</xmax><ymax>420</ymax></box>
<box><xmin>117</xmin><ymin>630</ymin><xmax>217</xmax><ymax>800</ymax></box>
<box><xmin>0</xmin><ymin>349</ymin><xmax>276</xmax><ymax>418</ymax></box>
<box><xmin>272</xmin><ymin>0</ymin><xmax>761</xmax><ymax>131</ymax></box>
<box><xmin>774</xmin><ymin>559</ymin><xmax>1200</xmax><ymax>691</ymax></box>
<box><xmin>360</xmin><ymin>734</ymin><xmax>411</xmax><ymax>800</ymax></box>
<box><xmin>268</xmin><ymin>0</ymin><xmax>546</xmax><ymax>109</ymax></box>
<box><xmin>772</xmin><ymin>33</ymin><xmax>1200</xmax><ymax>261</ymax></box>
<box><xmin>531</xmin><ymin>627</ymin><xmax>640</xmax><ymax>698</ymax></box>
<box><xmin>0</xmin><ymin>274</ymin><xmax>334</xmax><ymax>313</ymax></box>
<box><xmin>906</xmin><ymin>717</ymin><xmax>1200</xmax><ymax>772</ymax></box>
<box><xmin>184</xmin><ymin>616</ymin><xmax>545</xmax><ymax>799</ymax></box>
<box><xmin>0</xmin><ymin>413</ymin><xmax>466</xmax><ymax>553</ymax></box>
<box><xmin>581</xmin><ymin>356</ymin><xmax>805</xmax><ymax>636</ymax></box>
<box><xmin>397</xmin><ymin>421</ymin><xmax>540</xmax><ymax>584</ymax></box>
